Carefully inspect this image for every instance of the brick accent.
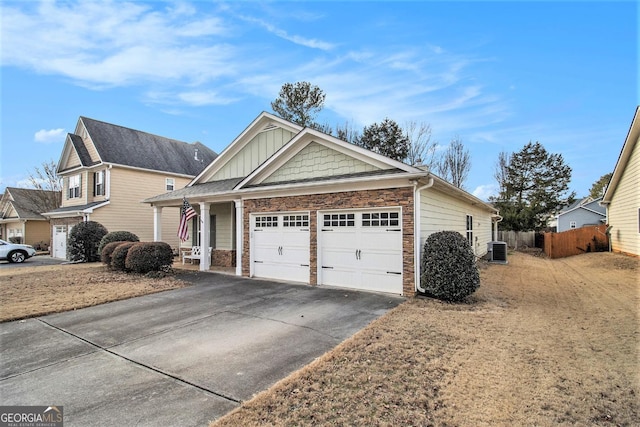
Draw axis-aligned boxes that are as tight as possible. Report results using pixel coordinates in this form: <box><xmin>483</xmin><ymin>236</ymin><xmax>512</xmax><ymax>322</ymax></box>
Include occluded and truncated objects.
<box><xmin>242</xmin><ymin>187</ymin><xmax>415</xmax><ymax>296</ymax></box>
<box><xmin>212</xmin><ymin>249</ymin><xmax>236</xmax><ymax>267</ymax></box>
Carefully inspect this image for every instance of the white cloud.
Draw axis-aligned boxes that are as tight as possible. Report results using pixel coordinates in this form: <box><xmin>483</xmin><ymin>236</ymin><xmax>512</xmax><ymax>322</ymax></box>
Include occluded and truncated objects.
<box><xmin>34</xmin><ymin>128</ymin><xmax>65</xmax><ymax>144</ymax></box>
<box><xmin>472</xmin><ymin>184</ymin><xmax>499</xmax><ymax>201</ymax></box>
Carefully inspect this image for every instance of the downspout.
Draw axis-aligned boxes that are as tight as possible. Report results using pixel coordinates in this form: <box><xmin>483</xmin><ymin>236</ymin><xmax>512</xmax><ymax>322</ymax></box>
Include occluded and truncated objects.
<box><xmin>414</xmin><ymin>176</ymin><xmax>434</xmax><ymax>294</ymax></box>
<box><xmin>492</xmin><ymin>214</ymin><xmax>503</xmax><ymax>241</ymax></box>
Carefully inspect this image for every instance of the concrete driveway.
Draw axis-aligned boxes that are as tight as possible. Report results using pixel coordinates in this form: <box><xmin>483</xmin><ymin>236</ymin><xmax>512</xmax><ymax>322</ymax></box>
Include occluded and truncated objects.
<box><xmin>0</xmin><ymin>272</ymin><xmax>403</xmax><ymax>426</ymax></box>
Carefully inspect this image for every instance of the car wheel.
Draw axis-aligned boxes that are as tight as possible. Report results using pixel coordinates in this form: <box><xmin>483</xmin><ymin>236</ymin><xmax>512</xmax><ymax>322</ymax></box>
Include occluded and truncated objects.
<box><xmin>8</xmin><ymin>251</ymin><xmax>26</xmax><ymax>263</ymax></box>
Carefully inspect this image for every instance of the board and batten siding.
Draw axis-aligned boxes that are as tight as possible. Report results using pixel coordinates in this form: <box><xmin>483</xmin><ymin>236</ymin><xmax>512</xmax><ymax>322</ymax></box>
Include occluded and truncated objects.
<box><xmin>212</xmin><ymin>128</ymin><xmax>295</xmax><ymax>181</ymax></box>
<box><xmin>263</xmin><ymin>142</ymin><xmax>381</xmax><ymax>184</ymax></box>
<box><xmin>419</xmin><ymin>188</ymin><xmax>493</xmax><ymax>257</ymax></box>
<box><xmin>608</xmin><ymin>136</ymin><xmax>640</xmax><ymax>256</ymax></box>
<box><xmin>90</xmin><ymin>167</ymin><xmax>192</xmax><ymax>248</ymax></box>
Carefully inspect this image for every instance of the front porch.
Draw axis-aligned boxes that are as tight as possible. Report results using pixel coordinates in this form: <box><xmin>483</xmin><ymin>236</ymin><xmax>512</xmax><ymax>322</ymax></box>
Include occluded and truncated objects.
<box><xmin>172</xmin><ymin>256</ymin><xmax>236</xmax><ymax>275</ymax></box>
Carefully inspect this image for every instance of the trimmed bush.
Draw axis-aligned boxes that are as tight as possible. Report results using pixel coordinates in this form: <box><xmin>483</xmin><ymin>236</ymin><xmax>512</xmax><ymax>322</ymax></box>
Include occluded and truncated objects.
<box><xmin>125</xmin><ymin>242</ymin><xmax>174</xmax><ymax>274</ymax></box>
<box><xmin>98</xmin><ymin>231</ymin><xmax>139</xmax><ymax>255</ymax></box>
<box><xmin>68</xmin><ymin>221</ymin><xmax>108</xmax><ymax>262</ymax></box>
<box><xmin>110</xmin><ymin>242</ymin><xmax>138</xmax><ymax>271</ymax></box>
<box><xmin>420</xmin><ymin>230</ymin><xmax>480</xmax><ymax>302</ymax></box>
<box><xmin>101</xmin><ymin>241</ymin><xmax>126</xmax><ymax>266</ymax></box>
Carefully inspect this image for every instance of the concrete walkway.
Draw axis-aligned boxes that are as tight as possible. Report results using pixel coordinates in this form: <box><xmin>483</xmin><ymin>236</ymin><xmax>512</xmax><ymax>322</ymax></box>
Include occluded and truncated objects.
<box><xmin>0</xmin><ymin>272</ymin><xmax>403</xmax><ymax>426</ymax></box>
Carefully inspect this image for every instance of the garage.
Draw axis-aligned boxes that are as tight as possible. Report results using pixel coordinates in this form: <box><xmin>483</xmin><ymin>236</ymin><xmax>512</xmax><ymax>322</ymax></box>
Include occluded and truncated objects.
<box><xmin>250</xmin><ymin>212</ymin><xmax>310</xmax><ymax>283</ymax></box>
<box><xmin>52</xmin><ymin>225</ymin><xmax>67</xmax><ymax>259</ymax></box>
<box><xmin>319</xmin><ymin>208</ymin><xmax>403</xmax><ymax>294</ymax></box>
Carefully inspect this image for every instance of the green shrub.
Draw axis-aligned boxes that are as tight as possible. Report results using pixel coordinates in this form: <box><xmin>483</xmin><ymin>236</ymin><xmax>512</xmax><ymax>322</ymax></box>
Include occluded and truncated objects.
<box><xmin>420</xmin><ymin>230</ymin><xmax>480</xmax><ymax>302</ymax></box>
<box><xmin>125</xmin><ymin>242</ymin><xmax>174</xmax><ymax>274</ymax></box>
<box><xmin>101</xmin><ymin>241</ymin><xmax>126</xmax><ymax>266</ymax></box>
<box><xmin>98</xmin><ymin>231</ymin><xmax>139</xmax><ymax>255</ymax></box>
<box><xmin>110</xmin><ymin>242</ymin><xmax>138</xmax><ymax>271</ymax></box>
<box><xmin>68</xmin><ymin>221</ymin><xmax>108</xmax><ymax>262</ymax></box>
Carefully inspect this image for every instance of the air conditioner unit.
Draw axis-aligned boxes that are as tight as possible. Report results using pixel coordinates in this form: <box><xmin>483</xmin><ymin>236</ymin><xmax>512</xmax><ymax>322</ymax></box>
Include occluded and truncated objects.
<box><xmin>487</xmin><ymin>241</ymin><xmax>508</xmax><ymax>263</ymax></box>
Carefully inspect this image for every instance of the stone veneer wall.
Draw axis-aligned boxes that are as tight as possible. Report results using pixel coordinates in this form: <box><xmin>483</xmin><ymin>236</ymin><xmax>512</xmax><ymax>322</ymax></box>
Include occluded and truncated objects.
<box><xmin>242</xmin><ymin>187</ymin><xmax>415</xmax><ymax>296</ymax></box>
<box><xmin>212</xmin><ymin>249</ymin><xmax>236</xmax><ymax>267</ymax></box>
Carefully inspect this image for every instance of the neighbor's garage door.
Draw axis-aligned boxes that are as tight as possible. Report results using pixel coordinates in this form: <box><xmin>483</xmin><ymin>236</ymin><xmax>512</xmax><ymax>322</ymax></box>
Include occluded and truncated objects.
<box><xmin>319</xmin><ymin>209</ymin><xmax>403</xmax><ymax>294</ymax></box>
<box><xmin>251</xmin><ymin>212</ymin><xmax>310</xmax><ymax>283</ymax></box>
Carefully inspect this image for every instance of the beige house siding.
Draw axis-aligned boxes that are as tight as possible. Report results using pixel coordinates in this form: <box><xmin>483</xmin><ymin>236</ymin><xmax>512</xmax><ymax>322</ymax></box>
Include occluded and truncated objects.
<box><xmin>65</xmin><ymin>150</ymin><xmax>82</xmax><ymax>169</ymax></box>
<box><xmin>419</xmin><ymin>188</ymin><xmax>494</xmax><ymax>257</ymax></box>
<box><xmin>608</xmin><ymin>136</ymin><xmax>640</xmax><ymax>256</ymax></box>
<box><xmin>25</xmin><ymin>220</ymin><xmax>51</xmax><ymax>247</ymax></box>
<box><xmin>3</xmin><ymin>219</ymin><xmax>24</xmax><ymax>242</ymax></box>
<box><xmin>209</xmin><ymin>203</ymin><xmax>234</xmax><ymax>250</ymax></box>
<box><xmin>212</xmin><ymin>128</ymin><xmax>295</xmax><ymax>181</ymax></box>
<box><xmin>90</xmin><ymin>167</ymin><xmax>191</xmax><ymax>249</ymax></box>
<box><xmin>77</xmin><ymin>122</ymin><xmax>101</xmax><ymax>162</ymax></box>
<box><xmin>263</xmin><ymin>142</ymin><xmax>381</xmax><ymax>184</ymax></box>
<box><xmin>61</xmin><ymin>170</ymin><xmax>90</xmax><ymax>207</ymax></box>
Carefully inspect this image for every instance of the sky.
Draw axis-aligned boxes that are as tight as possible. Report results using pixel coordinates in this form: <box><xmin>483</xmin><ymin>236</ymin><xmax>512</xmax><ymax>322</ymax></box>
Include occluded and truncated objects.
<box><xmin>1</xmin><ymin>0</ymin><xmax>637</xmax><ymax>201</ymax></box>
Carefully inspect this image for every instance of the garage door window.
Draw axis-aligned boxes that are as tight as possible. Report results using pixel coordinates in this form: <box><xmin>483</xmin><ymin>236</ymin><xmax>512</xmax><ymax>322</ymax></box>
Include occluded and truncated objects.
<box><xmin>255</xmin><ymin>216</ymin><xmax>278</xmax><ymax>228</ymax></box>
<box><xmin>362</xmin><ymin>212</ymin><xmax>399</xmax><ymax>227</ymax></box>
<box><xmin>323</xmin><ymin>213</ymin><xmax>355</xmax><ymax>227</ymax></box>
<box><xmin>283</xmin><ymin>214</ymin><xmax>309</xmax><ymax>227</ymax></box>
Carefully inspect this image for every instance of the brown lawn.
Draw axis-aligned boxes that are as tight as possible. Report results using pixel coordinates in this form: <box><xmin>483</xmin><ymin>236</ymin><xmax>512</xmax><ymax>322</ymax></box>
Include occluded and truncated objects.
<box><xmin>0</xmin><ymin>263</ymin><xmax>188</xmax><ymax>322</ymax></box>
<box><xmin>0</xmin><ymin>252</ymin><xmax>637</xmax><ymax>426</ymax></box>
<box><xmin>212</xmin><ymin>252</ymin><xmax>639</xmax><ymax>426</ymax></box>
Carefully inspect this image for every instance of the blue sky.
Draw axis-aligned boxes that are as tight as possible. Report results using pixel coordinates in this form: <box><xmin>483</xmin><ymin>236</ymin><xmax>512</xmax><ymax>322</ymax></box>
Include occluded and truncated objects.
<box><xmin>1</xmin><ymin>0</ymin><xmax>637</xmax><ymax>200</ymax></box>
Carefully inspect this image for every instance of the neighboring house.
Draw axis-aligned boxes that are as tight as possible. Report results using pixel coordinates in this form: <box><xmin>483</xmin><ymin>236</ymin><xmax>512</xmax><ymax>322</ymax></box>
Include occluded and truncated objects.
<box><xmin>145</xmin><ymin>112</ymin><xmax>501</xmax><ymax>296</ymax></box>
<box><xmin>43</xmin><ymin>117</ymin><xmax>217</xmax><ymax>259</ymax></box>
<box><xmin>601</xmin><ymin>106</ymin><xmax>640</xmax><ymax>256</ymax></box>
<box><xmin>556</xmin><ymin>196</ymin><xmax>606</xmax><ymax>232</ymax></box>
<box><xmin>0</xmin><ymin>187</ymin><xmax>59</xmax><ymax>249</ymax></box>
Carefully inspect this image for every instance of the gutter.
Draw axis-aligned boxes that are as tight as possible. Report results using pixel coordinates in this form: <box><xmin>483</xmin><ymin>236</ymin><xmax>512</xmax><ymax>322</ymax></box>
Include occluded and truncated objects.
<box><xmin>414</xmin><ymin>176</ymin><xmax>434</xmax><ymax>294</ymax></box>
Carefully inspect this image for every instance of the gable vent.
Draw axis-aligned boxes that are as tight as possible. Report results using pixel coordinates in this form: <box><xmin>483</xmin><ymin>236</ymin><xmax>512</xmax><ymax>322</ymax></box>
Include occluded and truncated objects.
<box><xmin>262</xmin><ymin>124</ymin><xmax>277</xmax><ymax>132</ymax></box>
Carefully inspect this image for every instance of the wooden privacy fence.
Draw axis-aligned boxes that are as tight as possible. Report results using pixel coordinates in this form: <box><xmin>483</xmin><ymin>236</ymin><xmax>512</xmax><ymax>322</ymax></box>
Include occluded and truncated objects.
<box><xmin>497</xmin><ymin>231</ymin><xmax>536</xmax><ymax>249</ymax></box>
<box><xmin>543</xmin><ymin>225</ymin><xmax>609</xmax><ymax>259</ymax></box>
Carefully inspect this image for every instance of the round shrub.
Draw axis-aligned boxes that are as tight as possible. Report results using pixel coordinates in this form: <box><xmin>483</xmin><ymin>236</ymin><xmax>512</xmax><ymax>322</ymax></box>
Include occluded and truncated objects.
<box><xmin>420</xmin><ymin>230</ymin><xmax>480</xmax><ymax>302</ymax></box>
<box><xmin>68</xmin><ymin>221</ymin><xmax>108</xmax><ymax>262</ymax></box>
<box><xmin>110</xmin><ymin>242</ymin><xmax>139</xmax><ymax>271</ymax></box>
<box><xmin>98</xmin><ymin>231</ymin><xmax>139</xmax><ymax>255</ymax></box>
<box><xmin>125</xmin><ymin>242</ymin><xmax>174</xmax><ymax>274</ymax></box>
<box><xmin>101</xmin><ymin>241</ymin><xmax>126</xmax><ymax>266</ymax></box>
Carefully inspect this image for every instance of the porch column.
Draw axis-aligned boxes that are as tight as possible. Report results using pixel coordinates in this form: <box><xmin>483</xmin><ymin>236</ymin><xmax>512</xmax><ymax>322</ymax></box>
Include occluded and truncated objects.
<box><xmin>200</xmin><ymin>202</ymin><xmax>211</xmax><ymax>271</ymax></box>
<box><xmin>234</xmin><ymin>199</ymin><xmax>243</xmax><ymax>276</ymax></box>
<box><xmin>153</xmin><ymin>206</ymin><xmax>162</xmax><ymax>242</ymax></box>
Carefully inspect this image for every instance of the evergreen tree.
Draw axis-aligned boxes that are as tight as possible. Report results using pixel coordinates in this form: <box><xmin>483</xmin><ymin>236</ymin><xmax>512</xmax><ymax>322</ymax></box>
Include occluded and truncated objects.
<box><xmin>354</xmin><ymin>118</ymin><xmax>409</xmax><ymax>162</ymax></box>
<box><xmin>271</xmin><ymin>81</ymin><xmax>325</xmax><ymax>128</ymax></box>
<box><xmin>491</xmin><ymin>141</ymin><xmax>575</xmax><ymax>231</ymax></box>
<box><xmin>588</xmin><ymin>173</ymin><xmax>612</xmax><ymax>199</ymax></box>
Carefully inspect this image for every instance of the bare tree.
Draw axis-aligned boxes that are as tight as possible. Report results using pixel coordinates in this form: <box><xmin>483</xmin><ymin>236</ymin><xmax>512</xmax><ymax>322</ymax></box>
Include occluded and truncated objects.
<box><xmin>404</xmin><ymin>121</ymin><xmax>437</xmax><ymax>167</ymax></box>
<box><xmin>24</xmin><ymin>160</ymin><xmax>62</xmax><ymax>212</ymax></box>
<box><xmin>334</xmin><ymin>120</ymin><xmax>361</xmax><ymax>144</ymax></box>
<box><xmin>493</xmin><ymin>151</ymin><xmax>510</xmax><ymax>198</ymax></box>
<box><xmin>436</xmin><ymin>136</ymin><xmax>471</xmax><ymax>188</ymax></box>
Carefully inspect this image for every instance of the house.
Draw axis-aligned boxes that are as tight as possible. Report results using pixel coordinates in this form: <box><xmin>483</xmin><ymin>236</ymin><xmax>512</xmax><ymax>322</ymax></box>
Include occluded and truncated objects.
<box><xmin>0</xmin><ymin>187</ymin><xmax>59</xmax><ymax>249</ymax></box>
<box><xmin>556</xmin><ymin>196</ymin><xmax>606</xmax><ymax>232</ymax></box>
<box><xmin>601</xmin><ymin>106</ymin><xmax>640</xmax><ymax>256</ymax></box>
<box><xmin>43</xmin><ymin>117</ymin><xmax>217</xmax><ymax>259</ymax></box>
<box><xmin>145</xmin><ymin>112</ymin><xmax>501</xmax><ymax>296</ymax></box>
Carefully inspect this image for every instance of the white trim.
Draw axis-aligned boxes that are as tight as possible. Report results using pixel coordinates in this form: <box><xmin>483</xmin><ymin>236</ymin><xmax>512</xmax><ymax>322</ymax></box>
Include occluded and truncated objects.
<box><xmin>602</xmin><ymin>106</ymin><xmax>639</xmax><ymax>204</ymax></box>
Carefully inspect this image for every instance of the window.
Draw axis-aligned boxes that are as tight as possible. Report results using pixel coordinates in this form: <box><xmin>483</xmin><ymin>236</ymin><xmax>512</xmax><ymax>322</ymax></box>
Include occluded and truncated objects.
<box><xmin>68</xmin><ymin>175</ymin><xmax>81</xmax><ymax>199</ymax></box>
<box><xmin>362</xmin><ymin>212</ymin><xmax>399</xmax><ymax>227</ymax></box>
<box><xmin>283</xmin><ymin>214</ymin><xmax>309</xmax><ymax>227</ymax></box>
<box><xmin>255</xmin><ymin>216</ymin><xmax>278</xmax><ymax>228</ymax></box>
<box><xmin>94</xmin><ymin>171</ymin><xmax>105</xmax><ymax>196</ymax></box>
<box><xmin>570</xmin><ymin>221</ymin><xmax>577</xmax><ymax>229</ymax></box>
<box><xmin>166</xmin><ymin>178</ymin><xmax>175</xmax><ymax>191</ymax></box>
<box><xmin>323</xmin><ymin>213</ymin><xmax>355</xmax><ymax>227</ymax></box>
<box><xmin>466</xmin><ymin>215</ymin><xmax>473</xmax><ymax>247</ymax></box>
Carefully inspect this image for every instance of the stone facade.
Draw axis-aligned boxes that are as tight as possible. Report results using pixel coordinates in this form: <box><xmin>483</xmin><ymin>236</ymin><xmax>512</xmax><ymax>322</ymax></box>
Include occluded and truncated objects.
<box><xmin>212</xmin><ymin>249</ymin><xmax>236</xmax><ymax>267</ymax></box>
<box><xmin>242</xmin><ymin>187</ymin><xmax>415</xmax><ymax>296</ymax></box>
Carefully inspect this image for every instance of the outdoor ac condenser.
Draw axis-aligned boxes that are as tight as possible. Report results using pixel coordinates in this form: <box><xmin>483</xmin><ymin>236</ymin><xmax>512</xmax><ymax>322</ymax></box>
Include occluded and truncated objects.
<box><xmin>487</xmin><ymin>241</ymin><xmax>508</xmax><ymax>263</ymax></box>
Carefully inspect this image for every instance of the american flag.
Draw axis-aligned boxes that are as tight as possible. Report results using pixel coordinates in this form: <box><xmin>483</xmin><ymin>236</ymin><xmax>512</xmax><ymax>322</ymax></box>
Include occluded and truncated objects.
<box><xmin>177</xmin><ymin>198</ymin><xmax>197</xmax><ymax>242</ymax></box>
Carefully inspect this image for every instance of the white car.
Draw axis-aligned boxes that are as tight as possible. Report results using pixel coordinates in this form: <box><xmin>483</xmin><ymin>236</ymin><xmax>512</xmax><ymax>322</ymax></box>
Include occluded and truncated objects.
<box><xmin>0</xmin><ymin>239</ymin><xmax>37</xmax><ymax>263</ymax></box>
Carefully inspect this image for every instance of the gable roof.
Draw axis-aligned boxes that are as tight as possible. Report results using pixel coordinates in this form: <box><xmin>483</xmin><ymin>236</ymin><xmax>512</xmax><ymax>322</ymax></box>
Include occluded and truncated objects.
<box><xmin>558</xmin><ymin>196</ymin><xmax>605</xmax><ymax>217</ymax></box>
<box><xmin>192</xmin><ymin>112</ymin><xmax>303</xmax><ymax>184</ymax></box>
<box><xmin>602</xmin><ymin>106</ymin><xmax>639</xmax><ymax>204</ymax></box>
<box><xmin>1</xmin><ymin>187</ymin><xmax>60</xmax><ymax>220</ymax></box>
<box><xmin>59</xmin><ymin>117</ymin><xmax>218</xmax><ymax>176</ymax></box>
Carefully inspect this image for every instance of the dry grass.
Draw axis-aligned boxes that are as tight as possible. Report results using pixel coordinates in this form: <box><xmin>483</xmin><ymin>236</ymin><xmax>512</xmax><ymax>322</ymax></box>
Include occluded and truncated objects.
<box><xmin>213</xmin><ymin>252</ymin><xmax>639</xmax><ymax>426</ymax></box>
<box><xmin>0</xmin><ymin>263</ymin><xmax>189</xmax><ymax>322</ymax></box>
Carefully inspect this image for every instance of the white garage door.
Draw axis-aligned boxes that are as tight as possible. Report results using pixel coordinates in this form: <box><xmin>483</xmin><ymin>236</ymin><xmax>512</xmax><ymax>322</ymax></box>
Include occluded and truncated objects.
<box><xmin>319</xmin><ymin>209</ymin><xmax>403</xmax><ymax>294</ymax></box>
<box><xmin>52</xmin><ymin>225</ymin><xmax>67</xmax><ymax>259</ymax></box>
<box><xmin>251</xmin><ymin>213</ymin><xmax>310</xmax><ymax>283</ymax></box>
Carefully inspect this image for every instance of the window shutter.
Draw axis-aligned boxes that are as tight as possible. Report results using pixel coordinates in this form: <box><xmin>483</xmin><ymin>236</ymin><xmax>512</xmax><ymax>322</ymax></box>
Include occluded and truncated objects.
<box><xmin>78</xmin><ymin>174</ymin><xmax>82</xmax><ymax>197</ymax></box>
<box><xmin>93</xmin><ymin>172</ymin><xmax>96</xmax><ymax>197</ymax></box>
<box><xmin>65</xmin><ymin>177</ymin><xmax>70</xmax><ymax>200</ymax></box>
